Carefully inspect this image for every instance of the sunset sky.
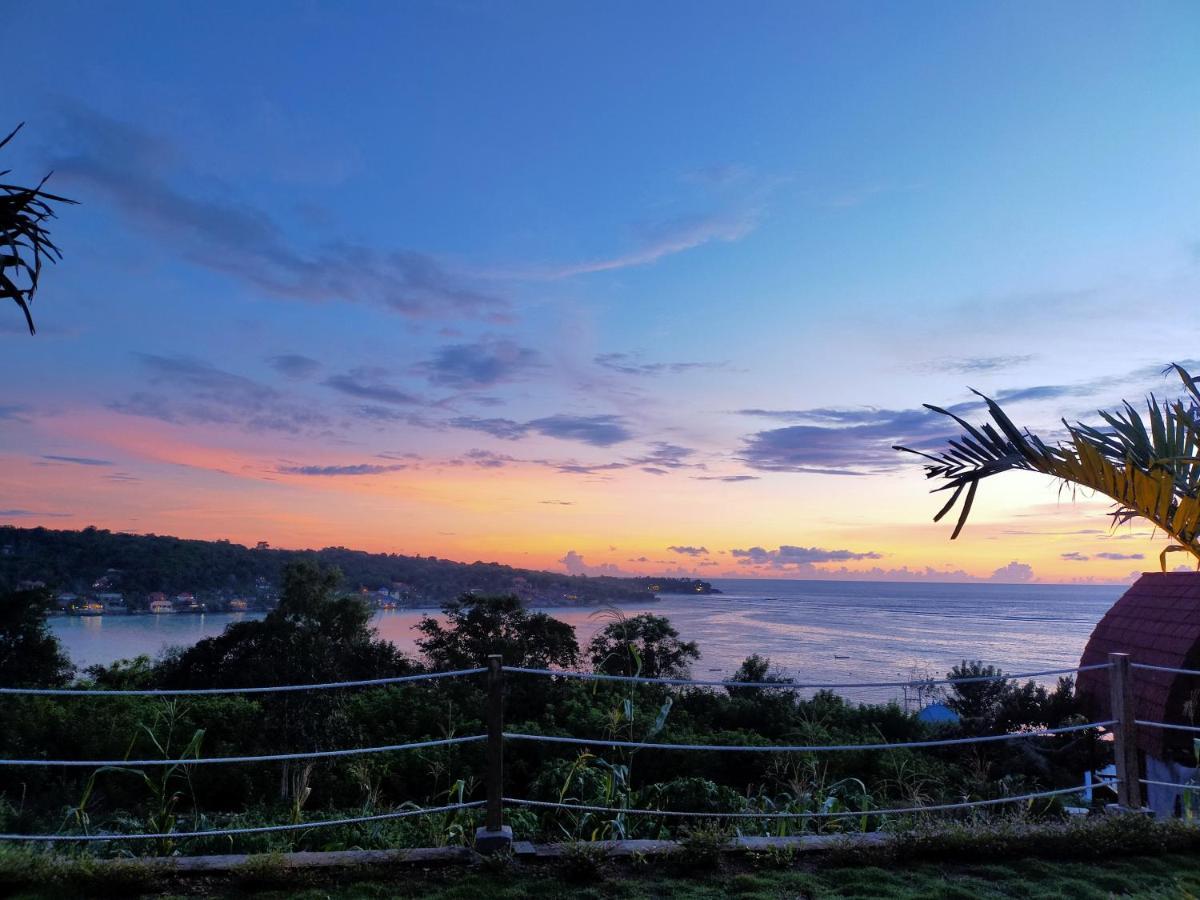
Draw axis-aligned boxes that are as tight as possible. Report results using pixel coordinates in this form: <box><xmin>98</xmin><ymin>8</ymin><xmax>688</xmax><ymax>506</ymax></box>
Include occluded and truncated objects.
<box><xmin>2</xmin><ymin>2</ymin><xmax>1198</xmax><ymax>583</ymax></box>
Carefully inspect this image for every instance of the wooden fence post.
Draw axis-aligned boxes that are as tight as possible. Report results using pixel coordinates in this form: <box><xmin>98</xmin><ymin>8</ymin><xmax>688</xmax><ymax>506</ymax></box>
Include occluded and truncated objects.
<box><xmin>1108</xmin><ymin>652</ymin><xmax>1142</xmax><ymax>810</ymax></box>
<box><xmin>475</xmin><ymin>653</ymin><xmax>512</xmax><ymax>853</ymax></box>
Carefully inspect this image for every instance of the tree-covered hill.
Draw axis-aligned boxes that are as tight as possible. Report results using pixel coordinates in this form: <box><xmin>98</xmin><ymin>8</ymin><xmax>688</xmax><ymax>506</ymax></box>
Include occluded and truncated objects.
<box><xmin>0</xmin><ymin>525</ymin><xmax>717</xmax><ymax>606</ymax></box>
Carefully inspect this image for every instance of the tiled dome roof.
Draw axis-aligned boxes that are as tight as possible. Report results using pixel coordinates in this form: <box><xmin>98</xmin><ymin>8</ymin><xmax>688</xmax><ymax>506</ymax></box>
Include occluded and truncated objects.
<box><xmin>1077</xmin><ymin>573</ymin><xmax>1200</xmax><ymax>759</ymax></box>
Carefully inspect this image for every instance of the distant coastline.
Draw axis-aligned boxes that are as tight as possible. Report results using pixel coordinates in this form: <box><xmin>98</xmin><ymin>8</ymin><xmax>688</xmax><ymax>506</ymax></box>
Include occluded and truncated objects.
<box><xmin>0</xmin><ymin>525</ymin><xmax>719</xmax><ymax>610</ymax></box>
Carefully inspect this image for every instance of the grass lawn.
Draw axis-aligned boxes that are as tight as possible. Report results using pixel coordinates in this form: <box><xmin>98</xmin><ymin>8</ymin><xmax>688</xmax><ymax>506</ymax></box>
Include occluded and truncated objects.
<box><xmin>227</xmin><ymin>855</ymin><xmax>1200</xmax><ymax>900</ymax></box>
<box><xmin>7</xmin><ymin>852</ymin><xmax>1200</xmax><ymax>899</ymax></box>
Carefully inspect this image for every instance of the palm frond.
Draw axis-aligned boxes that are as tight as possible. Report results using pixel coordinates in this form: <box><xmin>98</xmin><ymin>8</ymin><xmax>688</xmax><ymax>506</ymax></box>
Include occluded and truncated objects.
<box><xmin>0</xmin><ymin>123</ymin><xmax>77</xmax><ymax>335</ymax></box>
<box><xmin>895</xmin><ymin>364</ymin><xmax>1200</xmax><ymax>567</ymax></box>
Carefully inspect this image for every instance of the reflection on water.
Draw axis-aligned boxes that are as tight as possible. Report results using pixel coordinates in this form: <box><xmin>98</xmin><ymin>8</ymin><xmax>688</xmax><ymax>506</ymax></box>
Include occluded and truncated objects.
<box><xmin>47</xmin><ymin>579</ymin><xmax>1125</xmax><ymax>702</ymax></box>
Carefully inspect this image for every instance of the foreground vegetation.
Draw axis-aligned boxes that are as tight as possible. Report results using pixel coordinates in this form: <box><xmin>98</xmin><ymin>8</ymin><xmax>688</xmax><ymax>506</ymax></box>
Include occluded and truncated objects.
<box><xmin>1</xmin><ymin>562</ymin><xmax>1109</xmax><ymax>854</ymax></box>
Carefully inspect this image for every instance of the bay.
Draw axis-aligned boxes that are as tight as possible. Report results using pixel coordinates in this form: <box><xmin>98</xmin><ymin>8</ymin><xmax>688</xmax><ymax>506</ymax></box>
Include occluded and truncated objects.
<box><xmin>47</xmin><ymin>578</ymin><xmax>1124</xmax><ymax>703</ymax></box>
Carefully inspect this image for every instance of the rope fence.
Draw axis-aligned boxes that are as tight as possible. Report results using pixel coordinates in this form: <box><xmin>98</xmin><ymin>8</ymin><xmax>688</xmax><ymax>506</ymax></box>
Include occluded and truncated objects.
<box><xmin>1131</xmin><ymin>663</ymin><xmax>1200</xmax><ymax>677</ymax></box>
<box><xmin>503</xmin><ymin>663</ymin><xmax>1107</xmax><ymax>691</ymax></box>
<box><xmin>0</xmin><ymin>801</ymin><xmax>486</xmax><ymax>843</ymax></box>
<box><xmin>504</xmin><ymin>782</ymin><xmax>1119</xmax><ymax>820</ymax></box>
<box><xmin>504</xmin><ymin>720</ymin><xmax>1112</xmax><ymax>754</ymax></box>
<box><xmin>1135</xmin><ymin>720</ymin><xmax>1200</xmax><ymax>735</ymax></box>
<box><xmin>0</xmin><ymin>654</ymin><xmax>1152</xmax><ymax>850</ymax></box>
<box><xmin>0</xmin><ymin>666</ymin><xmax>486</xmax><ymax>697</ymax></box>
<box><xmin>0</xmin><ymin>734</ymin><xmax>485</xmax><ymax>767</ymax></box>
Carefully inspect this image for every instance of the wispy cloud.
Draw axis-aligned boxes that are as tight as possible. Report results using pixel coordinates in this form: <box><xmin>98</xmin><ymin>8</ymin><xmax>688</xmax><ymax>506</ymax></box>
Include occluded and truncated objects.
<box><xmin>417</xmin><ymin>338</ymin><xmax>543</xmax><ymax>389</ymax></box>
<box><xmin>917</xmin><ymin>355</ymin><xmax>1036</xmax><ymax>374</ymax></box>
<box><xmin>41</xmin><ymin>455</ymin><xmax>114</xmax><ymax>467</ymax></box>
<box><xmin>451</xmin><ymin>413</ymin><xmax>634</xmax><ymax>448</ymax></box>
<box><xmin>277</xmin><ymin>462</ymin><xmax>408</xmax><ymax>476</ymax></box>
<box><xmin>0</xmin><ymin>509</ymin><xmax>72</xmax><ymax>518</ymax></box>
<box><xmin>52</xmin><ymin>105</ymin><xmax>507</xmax><ymax>321</ymax></box>
<box><xmin>0</xmin><ymin>405</ymin><xmax>33</xmax><ymax>423</ymax></box>
<box><xmin>324</xmin><ymin>369</ymin><xmax>421</xmax><ymax>406</ymax></box>
<box><xmin>111</xmin><ymin>354</ymin><xmax>330</xmax><ymax>434</ymax></box>
<box><xmin>737</xmin><ymin>406</ymin><xmax>964</xmax><ymax>474</ymax></box>
<box><xmin>595</xmin><ymin>352</ymin><xmax>727</xmax><ymax>377</ymax></box>
<box><xmin>515</xmin><ymin>210</ymin><xmax>756</xmax><ymax>280</ymax></box>
<box><xmin>267</xmin><ymin>354</ymin><xmax>322</xmax><ymax>380</ymax></box>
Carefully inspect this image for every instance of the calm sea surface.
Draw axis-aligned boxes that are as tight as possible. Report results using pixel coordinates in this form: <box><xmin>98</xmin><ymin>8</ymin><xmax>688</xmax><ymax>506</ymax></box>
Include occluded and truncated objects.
<box><xmin>47</xmin><ymin>579</ymin><xmax>1124</xmax><ymax>702</ymax></box>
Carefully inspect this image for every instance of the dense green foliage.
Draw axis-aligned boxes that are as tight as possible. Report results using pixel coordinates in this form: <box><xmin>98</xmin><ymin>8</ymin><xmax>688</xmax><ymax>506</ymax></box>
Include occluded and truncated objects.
<box><xmin>0</xmin><ymin>564</ymin><xmax>1109</xmax><ymax>856</ymax></box>
<box><xmin>0</xmin><ymin>525</ymin><xmax>716</xmax><ymax>606</ymax></box>
<box><xmin>0</xmin><ymin>589</ymin><xmax>72</xmax><ymax>688</ymax></box>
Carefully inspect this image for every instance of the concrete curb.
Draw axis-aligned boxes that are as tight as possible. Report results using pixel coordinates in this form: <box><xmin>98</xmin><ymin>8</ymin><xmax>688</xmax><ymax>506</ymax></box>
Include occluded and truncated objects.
<box><xmin>78</xmin><ymin>831</ymin><xmax>894</xmax><ymax>875</ymax></box>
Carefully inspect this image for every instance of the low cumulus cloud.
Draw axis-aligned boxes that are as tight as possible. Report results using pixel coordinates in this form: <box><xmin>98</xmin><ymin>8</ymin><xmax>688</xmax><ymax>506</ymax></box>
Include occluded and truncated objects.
<box><xmin>990</xmin><ymin>561</ymin><xmax>1035</xmax><ymax>582</ymax></box>
<box><xmin>111</xmin><ymin>354</ymin><xmax>331</xmax><ymax>434</ymax></box>
<box><xmin>668</xmin><ymin>545</ymin><xmax>709</xmax><ymax>556</ymax></box>
<box><xmin>731</xmin><ymin>545</ymin><xmax>883</xmax><ymax>569</ymax></box>
<box><xmin>558</xmin><ymin>550</ymin><xmax>628</xmax><ymax>576</ymax></box>
<box><xmin>52</xmin><ymin>105</ymin><xmax>506</xmax><ymax>321</ymax></box>
<box><xmin>417</xmin><ymin>338</ymin><xmax>542</xmax><ymax>389</ymax></box>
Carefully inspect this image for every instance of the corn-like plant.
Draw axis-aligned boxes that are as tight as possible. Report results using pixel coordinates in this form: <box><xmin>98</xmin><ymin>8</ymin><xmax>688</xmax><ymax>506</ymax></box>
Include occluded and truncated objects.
<box><xmin>67</xmin><ymin>700</ymin><xmax>204</xmax><ymax>856</ymax></box>
<box><xmin>1</xmin><ymin>124</ymin><xmax>76</xmax><ymax>335</ymax></box>
<box><xmin>898</xmin><ymin>364</ymin><xmax>1200</xmax><ymax>570</ymax></box>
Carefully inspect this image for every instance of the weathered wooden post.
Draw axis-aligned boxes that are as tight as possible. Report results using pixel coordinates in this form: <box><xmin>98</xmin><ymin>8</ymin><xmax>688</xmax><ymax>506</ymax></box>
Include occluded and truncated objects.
<box><xmin>475</xmin><ymin>653</ymin><xmax>512</xmax><ymax>853</ymax></box>
<box><xmin>1108</xmin><ymin>652</ymin><xmax>1142</xmax><ymax>810</ymax></box>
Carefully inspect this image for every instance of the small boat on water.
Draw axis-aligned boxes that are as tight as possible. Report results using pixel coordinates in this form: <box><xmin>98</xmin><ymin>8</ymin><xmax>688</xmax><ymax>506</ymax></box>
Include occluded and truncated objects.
<box><xmin>833</xmin><ymin>655</ymin><xmax>850</xmax><ymax>660</ymax></box>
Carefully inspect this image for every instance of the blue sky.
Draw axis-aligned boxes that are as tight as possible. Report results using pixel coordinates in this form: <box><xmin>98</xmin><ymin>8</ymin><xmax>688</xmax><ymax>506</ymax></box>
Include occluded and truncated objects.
<box><xmin>1</xmin><ymin>1</ymin><xmax>1198</xmax><ymax>582</ymax></box>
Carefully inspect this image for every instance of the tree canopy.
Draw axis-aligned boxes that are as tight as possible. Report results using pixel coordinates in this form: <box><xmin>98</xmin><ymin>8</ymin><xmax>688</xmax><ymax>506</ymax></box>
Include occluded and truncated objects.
<box><xmin>156</xmin><ymin>561</ymin><xmax>409</xmax><ymax>689</ymax></box>
<box><xmin>0</xmin><ymin>588</ymin><xmax>73</xmax><ymax>687</ymax></box>
<box><xmin>416</xmin><ymin>593</ymin><xmax>580</xmax><ymax>669</ymax></box>
<box><xmin>588</xmin><ymin>611</ymin><xmax>700</xmax><ymax>679</ymax></box>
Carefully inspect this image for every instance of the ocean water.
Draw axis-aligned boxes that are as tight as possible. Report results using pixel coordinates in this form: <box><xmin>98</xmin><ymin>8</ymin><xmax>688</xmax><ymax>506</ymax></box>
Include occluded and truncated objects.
<box><xmin>47</xmin><ymin>579</ymin><xmax>1125</xmax><ymax>702</ymax></box>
